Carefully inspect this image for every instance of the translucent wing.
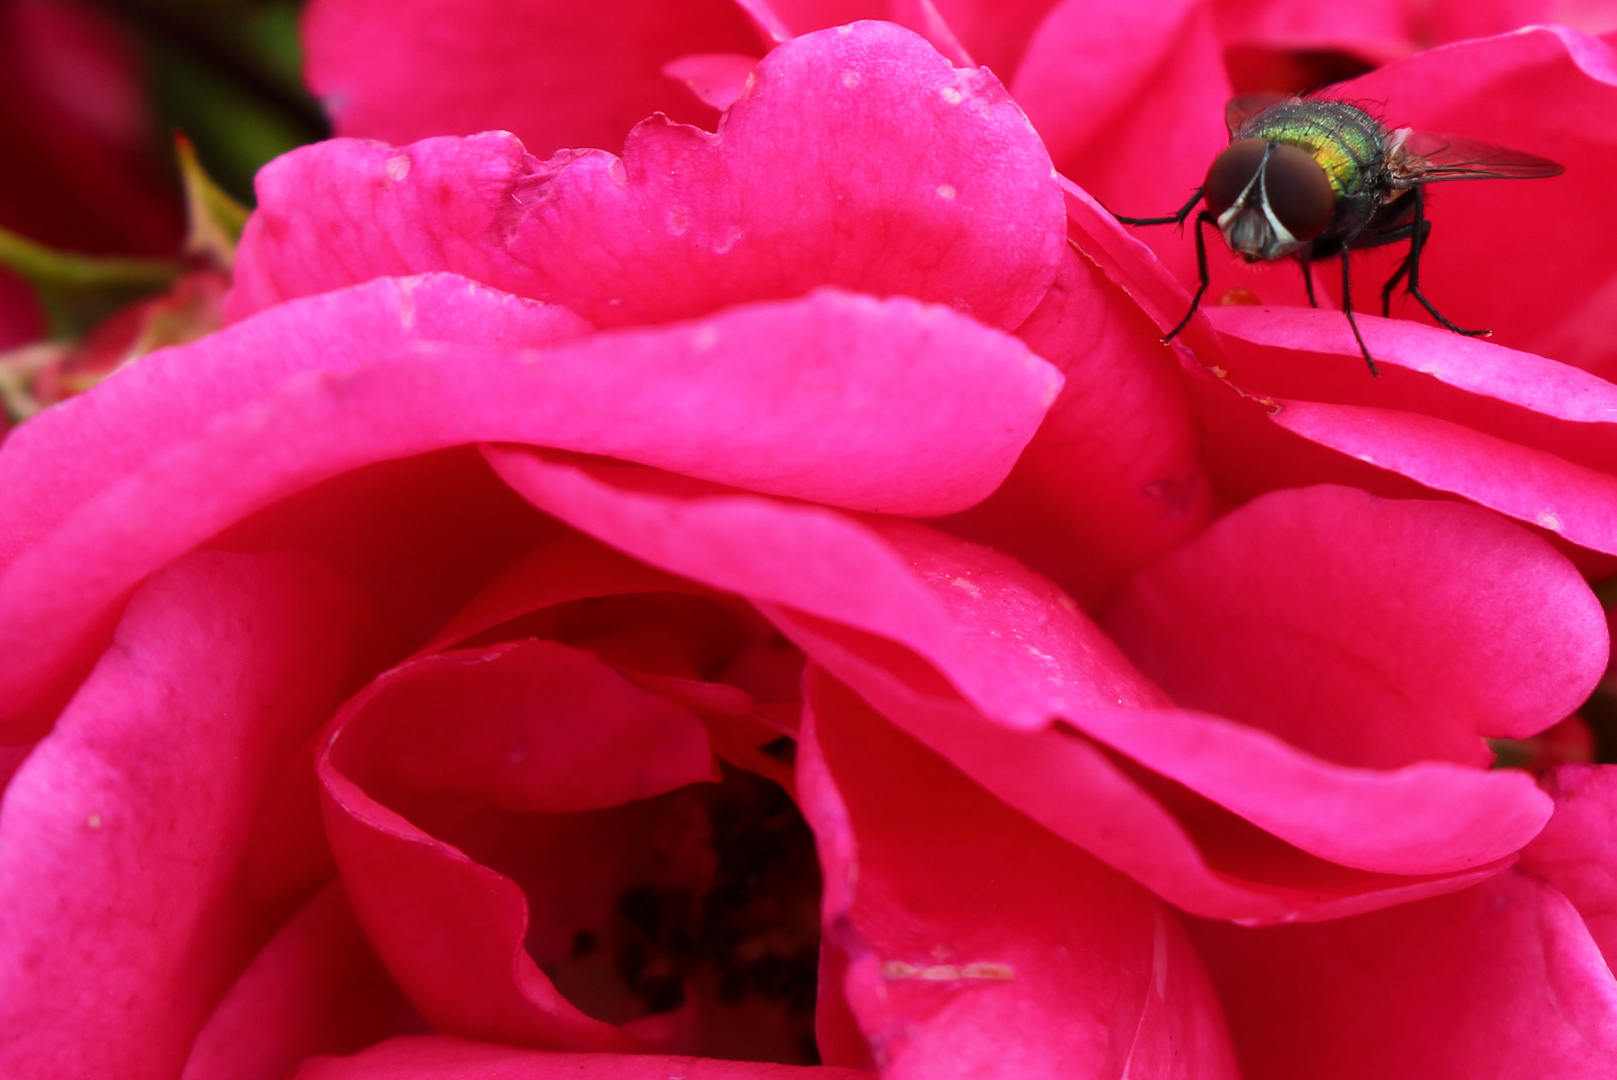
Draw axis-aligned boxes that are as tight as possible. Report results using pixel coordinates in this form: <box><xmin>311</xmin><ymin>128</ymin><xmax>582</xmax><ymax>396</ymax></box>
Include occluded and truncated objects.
<box><xmin>1224</xmin><ymin>94</ymin><xmax>1288</xmax><ymax>137</ymax></box>
<box><xmin>1389</xmin><ymin>129</ymin><xmax>1564</xmax><ymax>182</ymax></box>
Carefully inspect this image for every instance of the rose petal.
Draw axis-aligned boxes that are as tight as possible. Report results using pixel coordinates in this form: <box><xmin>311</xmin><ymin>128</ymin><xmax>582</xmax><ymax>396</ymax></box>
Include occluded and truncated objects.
<box><xmin>1190</xmin><ymin>870</ymin><xmax>1617</xmax><ymax>1080</ymax></box>
<box><xmin>1204</xmin><ymin>304</ymin><xmax>1617</xmax><ymax>558</ymax></box>
<box><xmin>302</xmin><ymin>0</ymin><xmax>762</xmax><ymax>155</ymax></box>
<box><xmin>0</xmin><ymin>550</ymin><xmax>363</xmax><ymax>1077</ymax></box>
<box><xmin>0</xmin><ymin>285</ymin><xmax>1057</xmax><ymax>735</ymax></box>
<box><xmin>1271</xmin><ymin>399</ymin><xmax>1617</xmax><ymax>555</ymax></box>
<box><xmin>180</xmin><ymin>883</ymin><xmax>414</xmax><ymax>1080</ymax></box>
<box><xmin>487</xmin><ymin>450</ymin><xmax>1548</xmax><ymax>915</ymax></box>
<box><xmin>1519</xmin><ymin>763</ymin><xmax>1617</xmax><ymax>969</ymax></box>
<box><xmin>800</xmin><ymin>666</ymin><xmax>1240</xmax><ymax>1078</ymax></box>
<box><xmin>945</xmin><ymin>242</ymin><xmax>1213</xmax><ymax>606</ymax></box>
<box><xmin>662</xmin><ymin>52</ymin><xmax>761</xmax><ymax>110</ymax></box>
<box><xmin>233</xmin><ymin>23</ymin><xmax>1066</xmax><ymax>332</ymax></box>
<box><xmin>1014</xmin><ymin>0</ymin><xmax>1232</xmax><ymax>291</ymax></box>
<box><xmin>1212</xmin><ymin>0</ymin><xmax>1411</xmax><ymax>62</ymax></box>
<box><xmin>319</xmin><ymin>640</ymin><xmax>715</xmax><ymax>1048</ymax></box>
<box><xmin>295</xmin><ymin>1034</ymin><xmax>870</xmax><ymax>1078</ymax></box>
<box><xmin>1103</xmin><ymin>483</ymin><xmax>1608</xmax><ymax>769</ymax></box>
<box><xmin>0</xmin><ymin>273</ymin><xmax>587</xmax><ymax>577</ymax></box>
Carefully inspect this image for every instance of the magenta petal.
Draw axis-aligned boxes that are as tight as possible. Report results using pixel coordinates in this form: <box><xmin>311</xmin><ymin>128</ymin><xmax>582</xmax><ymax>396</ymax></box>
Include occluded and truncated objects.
<box><xmin>1105</xmin><ymin>484</ymin><xmax>1607</xmax><ymax>769</ymax></box>
<box><xmin>1519</xmin><ymin>764</ymin><xmax>1617</xmax><ymax>969</ymax></box>
<box><xmin>233</xmin><ymin>23</ymin><xmax>1065</xmax><ymax>331</ymax></box>
<box><xmin>302</xmin><ymin>0</ymin><xmax>762</xmax><ymax>156</ymax></box>
<box><xmin>180</xmin><ymin>883</ymin><xmax>412</xmax><ymax>1080</ymax></box>
<box><xmin>1212</xmin><ymin>0</ymin><xmax>1411</xmax><ymax>61</ymax></box>
<box><xmin>0</xmin><ymin>285</ymin><xmax>1054</xmax><ymax>734</ymax></box>
<box><xmin>488</xmin><ymin>451</ymin><xmax>1548</xmax><ymax>914</ymax></box>
<box><xmin>1014</xmin><ymin>0</ymin><xmax>1231</xmax><ymax>265</ymax></box>
<box><xmin>946</xmin><ymin>242</ymin><xmax>1213</xmax><ymax>605</ymax></box>
<box><xmin>0</xmin><ymin>274</ymin><xmax>587</xmax><ymax>576</ymax></box>
<box><xmin>295</xmin><ymin>1034</ymin><xmax>869</xmax><ymax>1078</ymax></box>
<box><xmin>1271</xmin><ymin>399</ymin><xmax>1617</xmax><ymax>556</ymax></box>
<box><xmin>663</xmin><ymin>52</ymin><xmax>761</xmax><ymax>110</ymax></box>
<box><xmin>1204</xmin><ymin>304</ymin><xmax>1617</xmax><ymax>558</ymax></box>
<box><xmin>800</xmin><ymin>667</ymin><xmax>1240</xmax><ymax>1078</ymax></box>
<box><xmin>0</xmin><ymin>550</ymin><xmax>363</xmax><ymax>1077</ymax></box>
<box><xmin>1191</xmin><ymin>871</ymin><xmax>1617</xmax><ymax>1080</ymax></box>
<box><xmin>318</xmin><ymin>640</ymin><xmax>714</xmax><ymax>1047</ymax></box>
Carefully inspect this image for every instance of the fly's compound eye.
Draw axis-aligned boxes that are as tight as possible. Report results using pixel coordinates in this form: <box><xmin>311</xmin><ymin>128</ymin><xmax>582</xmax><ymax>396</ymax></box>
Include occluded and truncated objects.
<box><xmin>1261</xmin><ymin>143</ymin><xmax>1335</xmax><ymax>242</ymax></box>
<box><xmin>1203</xmin><ymin>139</ymin><xmax>1269</xmax><ymax>216</ymax></box>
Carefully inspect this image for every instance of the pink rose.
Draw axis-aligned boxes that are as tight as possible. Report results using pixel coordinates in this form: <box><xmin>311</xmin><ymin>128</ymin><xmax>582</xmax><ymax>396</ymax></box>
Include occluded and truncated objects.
<box><xmin>1</xmin><ymin>12</ymin><xmax>1615</xmax><ymax>1080</ymax></box>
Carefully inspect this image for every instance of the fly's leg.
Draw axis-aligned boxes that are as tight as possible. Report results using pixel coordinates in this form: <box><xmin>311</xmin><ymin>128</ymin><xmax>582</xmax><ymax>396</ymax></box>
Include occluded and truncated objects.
<box><xmin>1376</xmin><ymin>220</ymin><xmax>1427</xmax><ymax>316</ymax></box>
<box><xmin>1299</xmin><ymin>257</ymin><xmax>1319</xmax><ymax>308</ymax></box>
<box><xmin>1399</xmin><ymin>186</ymin><xmax>1490</xmax><ymax>337</ymax></box>
<box><xmin>1111</xmin><ymin>187</ymin><xmax>1206</xmax><ymax>227</ymax></box>
<box><xmin>1340</xmin><ymin>251</ymin><xmax>1379</xmax><ymax>377</ymax></box>
<box><xmin>1162</xmin><ymin>210</ymin><xmax>1218</xmax><ymax>343</ymax></box>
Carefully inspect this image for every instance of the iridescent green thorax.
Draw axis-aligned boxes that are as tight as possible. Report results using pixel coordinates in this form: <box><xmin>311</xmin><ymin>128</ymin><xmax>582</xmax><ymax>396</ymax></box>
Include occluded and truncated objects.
<box><xmin>1235</xmin><ymin>100</ymin><xmax>1387</xmax><ymax>199</ymax></box>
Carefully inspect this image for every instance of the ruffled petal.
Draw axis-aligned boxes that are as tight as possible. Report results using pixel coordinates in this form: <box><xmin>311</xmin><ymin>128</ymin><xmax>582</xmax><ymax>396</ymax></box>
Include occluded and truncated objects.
<box><xmin>233</xmin><ymin>23</ymin><xmax>1065</xmax><ymax>332</ymax></box>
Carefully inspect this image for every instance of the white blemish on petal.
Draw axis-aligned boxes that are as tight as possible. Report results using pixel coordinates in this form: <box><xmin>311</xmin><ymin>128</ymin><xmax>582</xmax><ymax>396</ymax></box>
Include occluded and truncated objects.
<box><xmin>836</xmin><ymin>23</ymin><xmax>853</xmax><ymax>33</ymax></box>
<box><xmin>960</xmin><ymin>962</ymin><xmax>1015</xmax><ymax>980</ymax></box>
<box><xmin>950</xmin><ymin>576</ymin><xmax>980</xmax><ymax>596</ymax></box>
<box><xmin>714</xmin><ymin>225</ymin><xmax>745</xmax><ymax>254</ymax></box>
<box><xmin>743</xmin><ymin>71</ymin><xmax>758</xmax><ymax>97</ymax></box>
<box><xmin>940</xmin><ymin>85</ymin><xmax>963</xmax><ymax>105</ymax></box>
<box><xmin>842</xmin><ymin>70</ymin><xmax>861</xmax><ymax>88</ymax></box>
<box><xmin>1537</xmin><ymin>511</ymin><xmax>1564</xmax><ymax>531</ymax></box>
<box><xmin>884</xmin><ymin>959</ymin><xmax>1016</xmax><ymax>981</ymax></box>
<box><xmin>936</xmin><ymin>183</ymin><xmax>957</xmax><ymax>199</ymax></box>
<box><xmin>692</xmin><ymin>326</ymin><xmax>720</xmax><ymax>351</ymax></box>
<box><xmin>384</xmin><ymin>155</ymin><xmax>411</xmax><ymax>182</ymax></box>
<box><xmin>666</xmin><ymin>205</ymin><xmax>690</xmax><ymax>236</ymax></box>
<box><xmin>86</xmin><ymin>813</ymin><xmax>102</xmax><ymax>829</ymax></box>
<box><xmin>608</xmin><ymin>159</ymin><xmax>628</xmax><ymax>186</ymax></box>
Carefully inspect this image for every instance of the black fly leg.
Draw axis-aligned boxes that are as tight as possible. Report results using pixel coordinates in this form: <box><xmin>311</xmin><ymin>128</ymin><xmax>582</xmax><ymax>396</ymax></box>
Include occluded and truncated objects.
<box><xmin>1112</xmin><ymin>187</ymin><xmax>1206</xmax><ymax>227</ymax></box>
<box><xmin>1340</xmin><ymin>251</ymin><xmax>1379</xmax><ymax>377</ymax></box>
<box><xmin>1299</xmin><ymin>257</ymin><xmax>1319</xmax><ymax>308</ymax></box>
<box><xmin>1162</xmin><ymin>211</ymin><xmax>1218</xmax><ymax>343</ymax></box>
<box><xmin>1376</xmin><ymin>220</ymin><xmax>1424</xmax><ymax>316</ymax></box>
<box><xmin>1400</xmin><ymin>186</ymin><xmax>1490</xmax><ymax>336</ymax></box>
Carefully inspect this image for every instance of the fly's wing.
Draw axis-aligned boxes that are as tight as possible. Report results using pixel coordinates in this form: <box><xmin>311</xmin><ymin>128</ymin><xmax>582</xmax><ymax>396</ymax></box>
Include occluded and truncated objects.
<box><xmin>1389</xmin><ymin>128</ymin><xmax>1564</xmax><ymax>182</ymax></box>
<box><xmin>1225</xmin><ymin>93</ymin><xmax>1288</xmax><ymax>137</ymax></box>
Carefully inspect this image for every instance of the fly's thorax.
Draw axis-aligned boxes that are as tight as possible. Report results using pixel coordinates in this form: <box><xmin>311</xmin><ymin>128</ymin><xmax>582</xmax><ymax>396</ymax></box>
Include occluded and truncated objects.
<box><xmin>1235</xmin><ymin>100</ymin><xmax>1388</xmax><ymax>201</ymax></box>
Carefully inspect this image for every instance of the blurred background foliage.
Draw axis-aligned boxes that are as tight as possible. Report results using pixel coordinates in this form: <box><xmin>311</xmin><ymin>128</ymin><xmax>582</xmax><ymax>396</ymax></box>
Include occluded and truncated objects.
<box><xmin>82</xmin><ymin>0</ymin><xmax>326</xmax><ymax>205</ymax></box>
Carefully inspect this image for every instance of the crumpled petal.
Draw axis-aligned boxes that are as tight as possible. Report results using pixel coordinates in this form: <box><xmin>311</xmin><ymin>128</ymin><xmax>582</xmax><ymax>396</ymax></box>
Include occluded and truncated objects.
<box><xmin>0</xmin><ymin>550</ymin><xmax>363</xmax><ymax>1078</ymax></box>
<box><xmin>800</xmin><ymin>666</ymin><xmax>1240</xmax><ymax>1078</ymax></box>
<box><xmin>486</xmin><ymin>448</ymin><xmax>1551</xmax><ymax>919</ymax></box>
<box><xmin>232</xmin><ymin>23</ymin><xmax>1066</xmax><ymax>333</ymax></box>
<box><xmin>1190</xmin><ymin>870</ymin><xmax>1617</xmax><ymax>1080</ymax></box>
<box><xmin>1103</xmin><ymin>483</ymin><xmax>1608</xmax><ymax>769</ymax></box>
<box><xmin>302</xmin><ymin>0</ymin><xmax>762</xmax><ymax>155</ymax></box>
<box><xmin>1519</xmin><ymin>763</ymin><xmax>1617</xmax><ymax>969</ymax></box>
<box><xmin>0</xmin><ymin>282</ymin><xmax>1057</xmax><ymax>736</ymax></box>
<box><xmin>295</xmin><ymin>1034</ymin><xmax>870</xmax><ymax>1078</ymax></box>
<box><xmin>318</xmin><ymin>639</ymin><xmax>715</xmax><ymax>1048</ymax></box>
